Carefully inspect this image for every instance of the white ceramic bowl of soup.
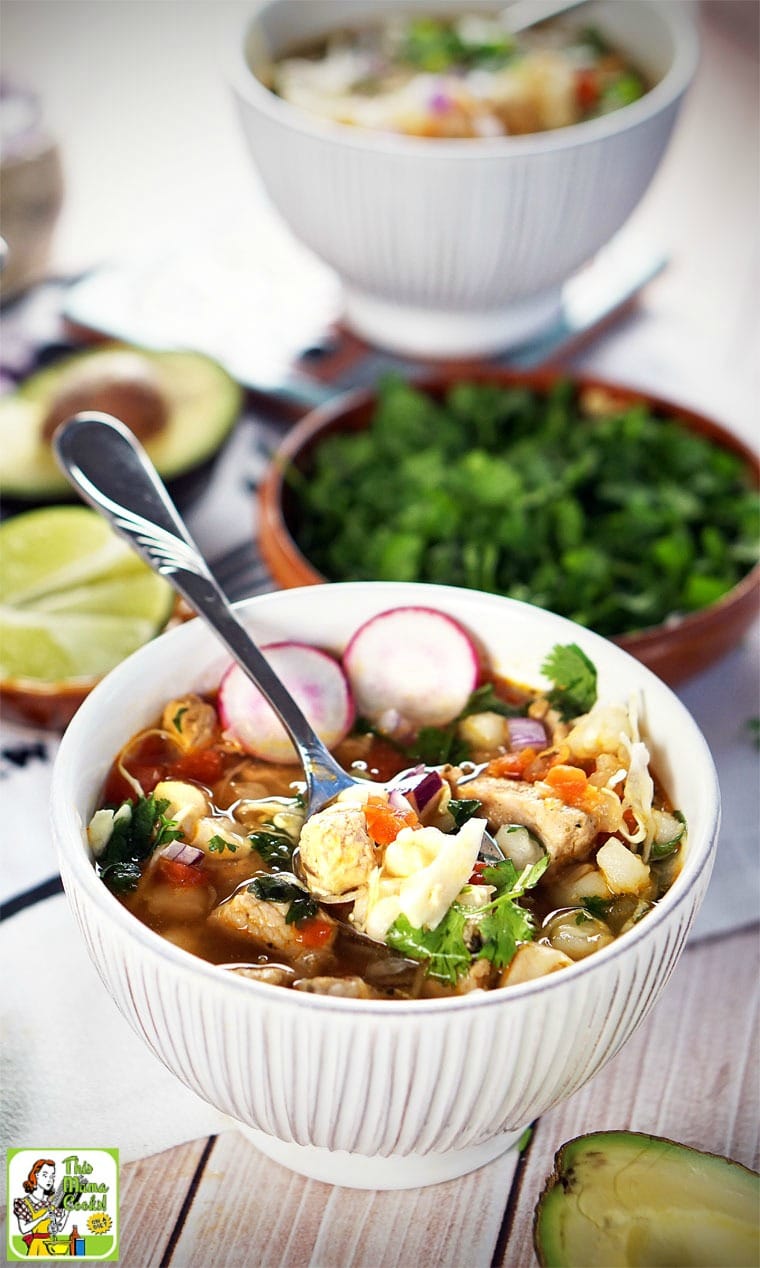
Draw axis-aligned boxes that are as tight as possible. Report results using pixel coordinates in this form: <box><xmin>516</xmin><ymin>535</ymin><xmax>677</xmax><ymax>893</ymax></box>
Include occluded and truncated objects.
<box><xmin>230</xmin><ymin>0</ymin><xmax>697</xmax><ymax>358</ymax></box>
<box><xmin>51</xmin><ymin>583</ymin><xmax>718</xmax><ymax>1189</ymax></box>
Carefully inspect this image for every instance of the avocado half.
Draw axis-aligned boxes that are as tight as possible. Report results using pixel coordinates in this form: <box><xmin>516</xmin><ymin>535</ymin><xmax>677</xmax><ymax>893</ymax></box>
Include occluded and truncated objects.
<box><xmin>0</xmin><ymin>345</ymin><xmax>242</xmax><ymax>502</ymax></box>
<box><xmin>534</xmin><ymin>1131</ymin><xmax>760</xmax><ymax>1268</ymax></box>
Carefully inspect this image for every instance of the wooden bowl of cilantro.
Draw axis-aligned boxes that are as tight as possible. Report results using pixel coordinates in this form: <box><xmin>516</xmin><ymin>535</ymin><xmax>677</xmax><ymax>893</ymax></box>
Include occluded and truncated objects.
<box><xmin>259</xmin><ymin>370</ymin><xmax>759</xmax><ymax>685</ymax></box>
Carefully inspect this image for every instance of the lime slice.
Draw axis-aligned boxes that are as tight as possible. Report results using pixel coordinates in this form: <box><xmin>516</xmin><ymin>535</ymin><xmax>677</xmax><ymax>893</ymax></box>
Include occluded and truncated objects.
<box><xmin>0</xmin><ymin>507</ymin><xmax>174</xmax><ymax>683</ymax></box>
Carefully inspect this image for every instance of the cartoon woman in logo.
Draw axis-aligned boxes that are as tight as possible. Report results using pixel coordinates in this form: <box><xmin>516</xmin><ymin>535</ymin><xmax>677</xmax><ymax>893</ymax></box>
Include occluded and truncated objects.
<box><xmin>12</xmin><ymin>1159</ymin><xmax>69</xmax><ymax>1256</ymax></box>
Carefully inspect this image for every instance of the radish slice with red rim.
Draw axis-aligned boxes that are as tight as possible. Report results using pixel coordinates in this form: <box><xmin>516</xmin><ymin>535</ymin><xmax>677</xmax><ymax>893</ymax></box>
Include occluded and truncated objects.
<box><xmin>219</xmin><ymin>642</ymin><xmax>354</xmax><ymax>763</ymax></box>
<box><xmin>342</xmin><ymin>607</ymin><xmax>479</xmax><ymax>729</ymax></box>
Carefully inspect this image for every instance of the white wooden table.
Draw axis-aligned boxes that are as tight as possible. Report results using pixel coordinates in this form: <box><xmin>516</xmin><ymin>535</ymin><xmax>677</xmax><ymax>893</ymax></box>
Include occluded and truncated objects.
<box><xmin>2</xmin><ymin>3</ymin><xmax>758</xmax><ymax>1262</ymax></box>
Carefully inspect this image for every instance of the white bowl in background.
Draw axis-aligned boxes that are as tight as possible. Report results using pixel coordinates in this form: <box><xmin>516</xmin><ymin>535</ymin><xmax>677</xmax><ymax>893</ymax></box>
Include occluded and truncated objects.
<box><xmin>230</xmin><ymin>0</ymin><xmax>698</xmax><ymax>358</ymax></box>
<box><xmin>51</xmin><ymin>583</ymin><xmax>718</xmax><ymax>1189</ymax></box>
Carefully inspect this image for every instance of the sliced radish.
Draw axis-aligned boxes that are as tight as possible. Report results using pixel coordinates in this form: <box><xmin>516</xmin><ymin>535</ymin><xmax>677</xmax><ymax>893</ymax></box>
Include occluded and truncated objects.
<box><xmin>219</xmin><ymin>642</ymin><xmax>354</xmax><ymax>764</ymax></box>
<box><xmin>342</xmin><ymin>607</ymin><xmax>479</xmax><ymax>729</ymax></box>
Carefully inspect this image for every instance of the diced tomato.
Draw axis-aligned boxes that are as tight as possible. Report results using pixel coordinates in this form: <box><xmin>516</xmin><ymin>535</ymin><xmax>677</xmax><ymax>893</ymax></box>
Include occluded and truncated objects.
<box><xmin>294</xmin><ymin>918</ymin><xmax>334</xmax><ymax>948</ymax></box>
<box><xmin>488</xmin><ymin>747</ymin><xmax>539</xmax><ymax>779</ymax></box>
<box><xmin>170</xmin><ymin>749</ymin><xmax>224</xmax><ymax>785</ymax></box>
<box><xmin>544</xmin><ymin>764</ymin><xmax>601</xmax><ymax>811</ymax></box>
<box><xmin>575</xmin><ymin>68</ymin><xmax>600</xmax><ymax>110</ymax></box>
<box><xmin>157</xmin><ymin>857</ymin><xmax>208</xmax><ymax>887</ymax></box>
<box><xmin>469</xmin><ymin>861</ymin><xmax>488</xmax><ymax>885</ymax></box>
<box><xmin>364</xmin><ymin>795</ymin><xmax>419</xmax><ymax>845</ymax></box>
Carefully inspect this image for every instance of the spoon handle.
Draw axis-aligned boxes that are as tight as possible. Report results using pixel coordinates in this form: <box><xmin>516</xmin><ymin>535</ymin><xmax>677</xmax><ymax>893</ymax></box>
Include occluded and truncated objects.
<box><xmin>502</xmin><ymin>0</ymin><xmax>590</xmax><ymax>35</ymax></box>
<box><xmin>53</xmin><ymin>412</ymin><xmax>354</xmax><ymax>811</ymax></box>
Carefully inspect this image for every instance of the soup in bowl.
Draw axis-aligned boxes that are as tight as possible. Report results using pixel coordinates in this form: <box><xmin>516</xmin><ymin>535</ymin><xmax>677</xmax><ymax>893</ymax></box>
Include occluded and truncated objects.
<box><xmin>52</xmin><ymin>583</ymin><xmax>719</xmax><ymax>1188</ymax></box>
<box><xmin>265</xmin><ymin>11</ymin><xmax>651</xmax><ymax>139</ymax></box>
<box><xmin>231</xmin><ymin>1</ymin><xmax>698</xmax><ymax>356</ymax></box>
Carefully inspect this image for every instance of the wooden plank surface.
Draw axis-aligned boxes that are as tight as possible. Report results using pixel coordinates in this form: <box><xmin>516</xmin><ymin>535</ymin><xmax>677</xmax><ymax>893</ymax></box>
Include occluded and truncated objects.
<box><xmin>117</xmin><ymin>1138</ymin><xmax>210</xmax><ymax>1267</ymax></box>
<box><xmin>117</xmin><ymin>924</ymin><xmax>759</xmax><ymax>1267</ymax></box>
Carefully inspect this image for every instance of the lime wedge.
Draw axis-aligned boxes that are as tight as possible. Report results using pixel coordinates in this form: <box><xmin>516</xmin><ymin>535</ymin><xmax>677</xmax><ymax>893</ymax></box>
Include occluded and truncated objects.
<box><xmin>0</xmin><ymin>507</ymin><xmax>174</xmax><ymax>683</ymax></box>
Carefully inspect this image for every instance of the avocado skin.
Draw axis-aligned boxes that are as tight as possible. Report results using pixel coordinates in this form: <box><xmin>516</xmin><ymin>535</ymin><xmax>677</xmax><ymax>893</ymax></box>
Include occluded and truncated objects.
<box><xmin>3</xmin><ymin>445</ymin><xmax>226</xmax><ymax>515</ymax></box>
<box><xmin>1</xmin><ymin>345</ymin><xmax>242</xmax><ymax>506</ymax></box>
<box><xmin>533</xmin><ymin>1130</ymin><xmax>760</xmax><ymax>1268</ymax></box>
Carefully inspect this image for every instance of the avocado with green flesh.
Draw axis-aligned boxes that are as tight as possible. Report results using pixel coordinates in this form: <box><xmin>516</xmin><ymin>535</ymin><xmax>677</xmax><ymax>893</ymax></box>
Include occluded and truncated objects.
<box><xmin>534</xmin><ymin>1131</ymin><xmax>760</xmax><ymax>1268</ymax></box>
<box><xmin>0</xmin><ymin>345</ymin><xmax>242</xmax><ymax>500</ymax></box>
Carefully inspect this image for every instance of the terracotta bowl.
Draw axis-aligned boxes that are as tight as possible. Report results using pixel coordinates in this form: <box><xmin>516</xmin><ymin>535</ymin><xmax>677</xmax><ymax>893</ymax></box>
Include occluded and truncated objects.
<box><xmin>259</xmin><ymin>369</ymin><xmax>759</xmax><ymax>686</ymax></box>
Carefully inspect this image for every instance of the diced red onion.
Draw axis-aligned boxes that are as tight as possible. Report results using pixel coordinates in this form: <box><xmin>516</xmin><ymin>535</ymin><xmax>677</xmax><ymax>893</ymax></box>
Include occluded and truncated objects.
<box><xmin>388</xmin><ymin>766</ymin><xmax>445</xmax><ymax>813</ymax></box>
<box><xmin>408</xmin><ymin>770</ymin><xmax>445</xmax><ymax>812</ymax></box>
<box><xmin>430</xmin><ymin>90</ymin><xmax>452</xmax><ymax>115</ymax></box>
<box><xmin>160</xmin><ymin>841</ymin><xmax>204</xmax><ymax>866</ymax></box>
<box><xmin>507</xmin><ymin>717</ymin><xmax>547</xmax><ymax>752</ymax></box>
<box><xmin>388</xmin><ymin>789</ymin><xmax>415</xmax><ymax>814</ymax></box>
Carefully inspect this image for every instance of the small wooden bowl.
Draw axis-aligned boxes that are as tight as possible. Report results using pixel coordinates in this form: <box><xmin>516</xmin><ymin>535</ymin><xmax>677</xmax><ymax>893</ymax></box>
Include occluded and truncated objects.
<box><xmin>259</xmin><ymin>368</ymin><xmax>760</xmax><ymax>686</ymax></box>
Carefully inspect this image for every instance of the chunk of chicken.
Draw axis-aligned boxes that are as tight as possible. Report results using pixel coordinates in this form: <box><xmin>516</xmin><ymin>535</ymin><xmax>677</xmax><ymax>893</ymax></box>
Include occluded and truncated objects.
<box><xmin>460</xmin><ymin>776</ymin><xmax>597</xmax><ymax>867</ymax></box>
<box><xmin>298</xmin><ymin>804</ymin><xmax>377</xmax><ymax>898</ymax></box>
<box><xmin>208</xmin><ymin>887</ymin><xmax>336</xmax><ymax>955</ymax></box>
<box><xmin>293</xmin><ymin>976</ymin><xmax>378</xmax><ymax>999</ymax></box>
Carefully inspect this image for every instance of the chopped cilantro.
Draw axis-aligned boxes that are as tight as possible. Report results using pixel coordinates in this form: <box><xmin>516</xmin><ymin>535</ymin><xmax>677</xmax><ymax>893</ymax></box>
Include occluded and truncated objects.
<box><xmin>477</xmin><ymin>855</ymin><xmax>550</xmax><ymax>969</ymax></box>
<box><xmin>100</xmin><ymin>859</ymin><xmax>142</xmax><ymax>894</ymax></box>
<box><xmin>578</xmin><ymin>24</ymin><xmax>612</xmax><ymax>55</ymax></box>
<box><xmin>541</xmin><ymin>643</ymin><xmax>597</xmax><ymax>720</ymax></box>
<box><xmin>600</xmin><ymin>71</ymin><xmax>645</xmax><ymax>111</ymax></box>
<box><xmin>575</xmin><ymin>911</ymin><xmax>592</xmax><ymax>926</ymax></box>
<box><xmin>649</xmin><ymin>809</ymin><xmax>686</xmax><ymax>860</ymax></box>
<box><xmin>459</xmin><ymin>683</ymin><xmax>523</xmax><ymax>719</ymax></box>
<box><xmin>172</xmin><ymin>705</ymin><xmax>189</xmax><ymax>732</ymax></box>
<box><xmin>293</xmin><ymin>378</ymin><xmax>758</xmax><ymax>639</ymax></box>
<box><xmin>448</xmin><ymin>798</ymin><xmax>482</xmax><ymax>828</ymax></box>
<box><xmin>249</xmin><ymin>828</ymin><xmax>296</xmax><ymax>871</ymax></box>
<box><xmin>386</xmin><ymin>854</ymin><xmax>549</xmax><ymax>982</ymax></box>
<box><xmin>745</xmin><ymin>717</ymin><xmax>760</xmax><ymax>750</ymax></box>
<box><xmin>406</xmin><ymin>724</ymin><xmax>470</xmax><ymax>766</ymax></box>
<box><xmin>386</xmin><ymin>909</ymin><xmax>470</xmax><ymax>985</ymax></box>
<box><xmin>208</xmin><ymin>835</ymin><xmax>237</xmax><ymax>854</ymax></box>
<box><xmin>97</xmin><ymin>794</ymin><xmax>182</xmax><ymax>894</ymax></box>
<box><xmin>250</xmin><ymin>875</ymin><xmax>318</xmax><ymax>925</ymax></box>
<box><xmin>582</xmin><ymin>896</ymin><xmax>613</xmax><ymax>920</ymax></box>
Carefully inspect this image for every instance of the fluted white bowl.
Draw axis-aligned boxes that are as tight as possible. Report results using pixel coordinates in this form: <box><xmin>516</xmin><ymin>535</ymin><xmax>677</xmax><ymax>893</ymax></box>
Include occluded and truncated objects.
<box><xmin>230</xmin><ymin>0</ymin><xmax>698</xmax><ymax>357</ymax></box>
<box><xmin>52</xmin><ymin>583</ymin><xmax>718</xmax><ymax>1189</ymax></box>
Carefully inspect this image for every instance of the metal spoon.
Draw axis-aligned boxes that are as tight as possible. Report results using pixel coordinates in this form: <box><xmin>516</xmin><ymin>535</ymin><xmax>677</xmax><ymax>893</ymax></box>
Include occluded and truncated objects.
<box><xmin>501</xmin><ymin>0</ymin><xmax>590</xmax><ymax>36</ymax></box>
<box><xmin>53</xmin><ymin>413</ymin><xmax>503</xmax><ymax>863</ymax></box>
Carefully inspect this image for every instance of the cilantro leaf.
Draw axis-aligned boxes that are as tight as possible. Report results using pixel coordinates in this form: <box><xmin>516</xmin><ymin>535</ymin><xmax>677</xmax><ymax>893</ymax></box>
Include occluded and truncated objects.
<box><xmin>249</xmin><ymin>829</ymin><xmax>296</xmax><ymax>872</ymax></box>
<box><xmin>540</xmin><ymin>643</ymin><xmax>597</xmax><ymax>720</ymax></box>
<box><xmin>97</xmin><ymin>794</ymin><xmax>182</xmax><ymax>894</ymax></box>
<box><xmin>100</xmin><ymin>859</ymin><xmax>142</xmax><ymax>895</ymax></box>
<box><xmin>386</xmin><ymin>909</ymin><xmax>471</xmax><ymax>984</ymax></box>
<box><xmin>582</xmin><ymin>896</ymin><xmax>613</xmax><ymax>920</ymax></box>
<box><xmin>208</xmin><ymin>834</ymin><xmax>237</xmax><ymax>854</ymax></box>
<box><xmin>447</xmin><ymin>798</ymin><xmax>482</xmax><ymax>828</ymax></box>
<box><xmin>172</xmin><ymin>705</ymin><xmax>189</xmax><ymax>732</ymax></box>
<box><xmin>250</xmin><ymin>874</ymin><xmax>318</xmax><ymax>925</ymax></box>
<box><xmin>458</xmin><ymin>683</ymin><xmax>523</xmax><ymax>719</ymax></box>
<box><xmin>477</xmin><ymin>854</ymin><xmax>550</xmax><ymax>970</ymax></box>
<box><xmin>407</xmin><ymin>724</ymin><xmax>470</xmax><ymax>766</ymax></box>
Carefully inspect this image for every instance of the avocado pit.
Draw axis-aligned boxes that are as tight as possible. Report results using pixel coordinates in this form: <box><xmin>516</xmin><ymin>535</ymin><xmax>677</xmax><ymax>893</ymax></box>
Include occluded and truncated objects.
<box><xmin>41</xmin><ymin>350</ymin><xmax>169</xmax><ymax>443</ymax></box>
